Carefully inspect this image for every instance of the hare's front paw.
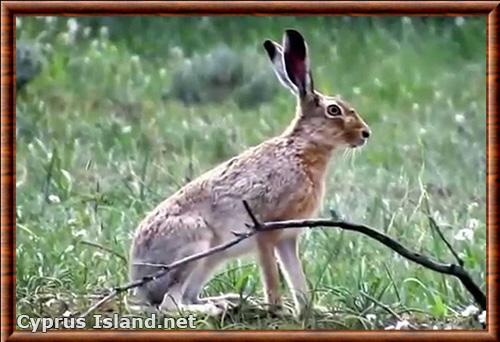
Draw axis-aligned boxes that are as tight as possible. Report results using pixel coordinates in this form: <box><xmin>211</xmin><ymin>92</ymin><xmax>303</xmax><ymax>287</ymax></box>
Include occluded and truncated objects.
<box><xmin>199</xmin><ymin>293</ymin><xmax>242</xmax><ymax>305</ymax></box>
<box><xmin>160</xmin><ymin>294</ymin><xmax>226</xmax><ymax>317</ymax></box>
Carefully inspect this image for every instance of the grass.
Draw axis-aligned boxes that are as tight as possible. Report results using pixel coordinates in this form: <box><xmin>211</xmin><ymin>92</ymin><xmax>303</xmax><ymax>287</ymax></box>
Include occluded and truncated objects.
<box><xmin>15</xmin><ymin>16</ymin><xmax>486</xmax><ymax>330</ymax></box>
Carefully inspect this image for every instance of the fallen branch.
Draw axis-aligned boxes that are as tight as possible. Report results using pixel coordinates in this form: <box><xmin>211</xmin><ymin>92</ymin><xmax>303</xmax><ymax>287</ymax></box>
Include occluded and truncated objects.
<box><xmin>249</xmin><ymin>216</ymin><xmax>486</xmax><ymax>311</ymax></box>
<box><xmin>81</xmin><ymin>200</ymin><xmax>485</xmax><ymax>318</ymax></box>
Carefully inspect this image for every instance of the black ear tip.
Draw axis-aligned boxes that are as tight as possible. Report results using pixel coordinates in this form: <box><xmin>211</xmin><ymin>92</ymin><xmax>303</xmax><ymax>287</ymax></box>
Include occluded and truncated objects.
<box><xmin>263</xmin><ymin>40</ymin><xmax>276</xmax><ymax>59</ymax></box>
<box><xmin>285</xmin><ymin>29</ymin><xmax>305</xmax><ymax>43</ymax></box>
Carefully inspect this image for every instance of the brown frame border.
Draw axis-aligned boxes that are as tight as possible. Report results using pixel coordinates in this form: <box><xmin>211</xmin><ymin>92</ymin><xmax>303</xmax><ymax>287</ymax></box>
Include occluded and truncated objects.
<box><xmin>1</xmin><ymin>1</ymin><xmax>498</xmax><ymax>341</ymax></box>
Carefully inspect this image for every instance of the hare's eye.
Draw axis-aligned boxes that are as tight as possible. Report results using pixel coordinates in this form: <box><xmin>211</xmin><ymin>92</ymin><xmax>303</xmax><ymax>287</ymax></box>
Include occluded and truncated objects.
<box><xmin>326</xmin><ymin>104</ymin><xmax>342</xmax><ymax>117</ymax></box>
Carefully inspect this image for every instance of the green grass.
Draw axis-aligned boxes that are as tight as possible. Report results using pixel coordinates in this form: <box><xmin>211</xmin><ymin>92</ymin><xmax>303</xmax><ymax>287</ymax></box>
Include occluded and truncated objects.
<box><xmin>15</xmin><ymin>16</ymin><xmax>486</xmax><ymax>330</ymax></box>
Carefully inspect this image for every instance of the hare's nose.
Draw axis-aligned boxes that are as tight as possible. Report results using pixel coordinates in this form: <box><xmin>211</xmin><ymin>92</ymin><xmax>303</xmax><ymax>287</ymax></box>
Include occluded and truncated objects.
<box><xmin>361</xmin><ymin>129</ymin><xmax>371</xmax><ymax>139</ymax></box>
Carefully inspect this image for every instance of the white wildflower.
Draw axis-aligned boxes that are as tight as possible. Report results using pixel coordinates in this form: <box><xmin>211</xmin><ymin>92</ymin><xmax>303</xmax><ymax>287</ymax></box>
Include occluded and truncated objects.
<box><xmin>366</xmin><ymin>314</ymin><xmax>377</xmax><ymax>322</ymax></box>
<box><xmin>402</xmin><ymin>17</ymin><xmax>411</xmax><ymax>25</ymax></box>
<box><xmin>73</xmin><ymin>229</ymin><xmax>86</xmax><ymax>238</ymax></box>
<box><xmin>468</xmin><ymin>202</ymin><xmax>479</xmax><ymax>211</ymax></box>
<box><xmin>60</xmin><ymin>32</ymin><xmax>70</xmax><ymax>45</ymax></box>
<box><xmin>461</xmin><ymin>305</ymin><xmax>479</xmax><ymax>317</ymax></box>
<box><xmin>45</xmin><ymin>17</ymin><xmax>56</xmax><ymax>25</ymax></box>
<box><xmin>99</xmin><ymin>26</ymin><xmax>109</xmax><ymax>39</ymax></box>
<box><xmin>455</xmin><ymin>17</ymin><xmax>465</xmax><ymax>27</ymax></box>
<box><xmin>478</xmin><ymin>311</ymin><xmax>486</xmax><ymax>324</ymax></box>
<box><xmin>395</xmin><ymin>320</ymin><xmax>410</xmax><ymax>330</ymax></box>
<box><xmin>48</xmin><ymin>194</ymin><xmax>60</xmax><ymax>204</ymax></box>
<box><xmin>83</xmin><ymin>26</ymin><xmax>91</xmax><ymax>38</ymax></box>
<box><xmin>386</xmin><ymin>320</ymin><xmax>410</xmax><ymax>330</ymax></box>
<box><xmin>455</xmin><ymin>114</ymin><xmax>465</xmax><ymax>124</ymax></box>
<box><xmin>67</xmin><ymin>18</ymin><xmax>78</xmax><ymax>34</ymax></box>
<box><xmin>467</xmin><ymin>218</ymin><xmax>480</xmax><ymax>230</ymax></box>
<box><xmin>454</xmin><ymin>228</ymin><xmax>474</xmax><ymax>241</ymax></box>
<box><xmin>169</xmin><ymin>46</ymin><xmax>184</xmax><ymax>60</ymax></box>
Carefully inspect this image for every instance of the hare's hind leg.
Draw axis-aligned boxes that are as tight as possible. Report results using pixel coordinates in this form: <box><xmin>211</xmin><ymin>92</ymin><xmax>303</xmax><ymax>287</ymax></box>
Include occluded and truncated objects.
<box><xmin>156</xmin><ymin>241</ymin><xmax>223</xmax><ymax>316</ymax></box>
<box><xmin>182</xmin><ymin>255</ymin><xmax>241</xmax><ymax>309</ymax></box>
<box><xmin>131</xmin><ymin>216</ymin><xmax>224</xmax><ymax>316</ymax></box>
<box><xmin>158</xmin><ymin>240</ymin><xmax>227</xmax><ymax>316</ymax></box>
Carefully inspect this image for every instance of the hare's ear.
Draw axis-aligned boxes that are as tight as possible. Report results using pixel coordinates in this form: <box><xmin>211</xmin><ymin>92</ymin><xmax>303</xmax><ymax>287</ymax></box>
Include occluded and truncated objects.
<box><xmin>263</xmin><ymin>39</ymin><xmax>297</xmax><ymax>95</ymax></box>
<box><xmin>282</xmin><ymin>29</ymin><xmax>314</xmax><ymax>97</ymax></box>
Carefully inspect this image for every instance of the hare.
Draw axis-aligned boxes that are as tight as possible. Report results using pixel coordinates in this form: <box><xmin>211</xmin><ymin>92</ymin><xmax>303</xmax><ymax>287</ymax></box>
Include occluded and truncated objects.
<box><xmin>129</xmin><ymin>29</ymin><xmax>370</xmax><ymax>317</ymax></box>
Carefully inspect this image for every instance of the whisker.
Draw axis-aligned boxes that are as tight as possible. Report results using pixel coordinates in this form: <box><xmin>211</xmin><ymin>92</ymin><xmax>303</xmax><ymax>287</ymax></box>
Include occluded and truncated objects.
<box><xmin>346</xmin><ymin>148</ymin><xmax>358</xmax><ymax>168</ymax></box>
<box><xmin>344</xmin><ymin>149</ymin><xmax>353</xmax><ymax>164</ymax></box>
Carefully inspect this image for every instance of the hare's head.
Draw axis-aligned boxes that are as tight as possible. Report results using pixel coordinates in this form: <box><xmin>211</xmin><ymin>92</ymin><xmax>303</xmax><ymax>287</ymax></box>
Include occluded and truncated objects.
<box><xmin>264</xmin><ymin>30</ymin><xmax>370</xmax><ymax>149</ymax></box>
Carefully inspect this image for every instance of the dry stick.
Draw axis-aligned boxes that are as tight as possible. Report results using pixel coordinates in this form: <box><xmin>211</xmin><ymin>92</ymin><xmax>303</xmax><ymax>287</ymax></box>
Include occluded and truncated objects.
<box><xmin>81</xmin><ymin>200</ymin><xmax>486</xmax><ymax>317</ymax></box>
<box><xmin>359</xmin><ymin>291</ymin><xmax>417</xmax><ymax>329</ymax></box>
<box><xmin>428</xmin><ymin>215</ymin><xmax>464</xmax><ymax>267</ymax></box>
<box><xmin>79</xmin><ymin>240</ymin><xmax>127</xmax><ymax>264</ymax></box>
<box><xmin>423</xmin><ymin>195</ymin><xmax>464</xmax><ymax>267</ymax></box>
<box><xmin>245</xmin><ymin>201</ymin><xmax>484</xmax><ymax>311</ymax></box>
<box><xmin>254</xmin><ymin>217</ymin><xmax>486</xmax><ymax>311</ymax></box>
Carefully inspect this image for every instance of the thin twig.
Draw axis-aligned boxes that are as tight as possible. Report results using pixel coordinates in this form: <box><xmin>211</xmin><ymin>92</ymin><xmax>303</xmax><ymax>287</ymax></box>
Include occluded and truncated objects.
<box><xmin>242</xmin><ymin>200</ymin><xmax>263</xmax><ymax>230</ymax></box>
<box><xmin>360</xmin><ymin>291</ymin><xmax>412</xmax><ymax>327</ymax></box>
<box><xmin>42</xmin><ymin>147</ymin><xmax>56</xmax><ymax>205</ymax></box>
<box><xmin>428</xmin><ymin>215</ymin><xmax>464</xmax><ymax>267</ymax></box>
<box><xmin>79</xmin><ymin>240</ymin><xmax>127</xmax><ymax>264</ymax></box>
<box><xmin>382</xmin><ymin>262</ymin><xmax>401</xmax><ymax>304</ymax></box>
<box><xmin>422</xmin><ymin>194</ymin><xmax>464</xmax><ymax>267</ymax></box>
<box><xmin>79</xmin><ymin>289</ymin><xmax>118</xmax><ymax>318</ymax></box>
<box><xmin>132</xmin><ymin>261</ymin><xmax>172</xmax><ymax>268</ymax></box>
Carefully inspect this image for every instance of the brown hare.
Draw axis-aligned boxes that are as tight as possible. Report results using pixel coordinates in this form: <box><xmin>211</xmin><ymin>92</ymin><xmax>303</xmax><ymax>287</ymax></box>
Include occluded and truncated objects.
<box><xmin>130</xmin><ymin>29</ymin><xmax>370</xmax><ymax>317</ymax></box>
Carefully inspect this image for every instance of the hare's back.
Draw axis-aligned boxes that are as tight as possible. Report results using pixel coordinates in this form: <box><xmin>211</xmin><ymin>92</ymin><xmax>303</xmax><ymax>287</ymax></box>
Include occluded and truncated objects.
<box><xmin>206</xmin><ymin>138</ymin><xmax>320</xmax><ymax>222</ymax></box>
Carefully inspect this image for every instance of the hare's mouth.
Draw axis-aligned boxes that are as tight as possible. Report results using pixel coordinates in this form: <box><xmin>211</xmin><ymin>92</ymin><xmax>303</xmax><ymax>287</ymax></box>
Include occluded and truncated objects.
<box><xmin>350</xmin><ymin>140</ymin><xmax>367</xmax><ymax>148</ymax></box>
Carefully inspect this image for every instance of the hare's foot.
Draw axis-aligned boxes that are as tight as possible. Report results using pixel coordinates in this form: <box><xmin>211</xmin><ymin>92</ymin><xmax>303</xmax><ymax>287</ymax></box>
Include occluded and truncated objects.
<box><xmin>160</xmin><ymin>292</ymin><xmax>225</xmax><ymax>317</ymax></box>
<box><xmin>178</xmin><ymin>303</ymin><xmax>225</xmax><ymax>317</ymax></box>
<box><xmin>198</xmin><ymin>293</ymin><xmax>241</xmax><ymax>304</ymax></box>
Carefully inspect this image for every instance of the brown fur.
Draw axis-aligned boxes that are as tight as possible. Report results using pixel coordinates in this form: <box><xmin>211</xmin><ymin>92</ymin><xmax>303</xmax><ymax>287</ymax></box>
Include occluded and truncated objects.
<box><xmin>129</xmin><ymin>30</ymin><xmax>370</xmax><ymax>316</ymax></box>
